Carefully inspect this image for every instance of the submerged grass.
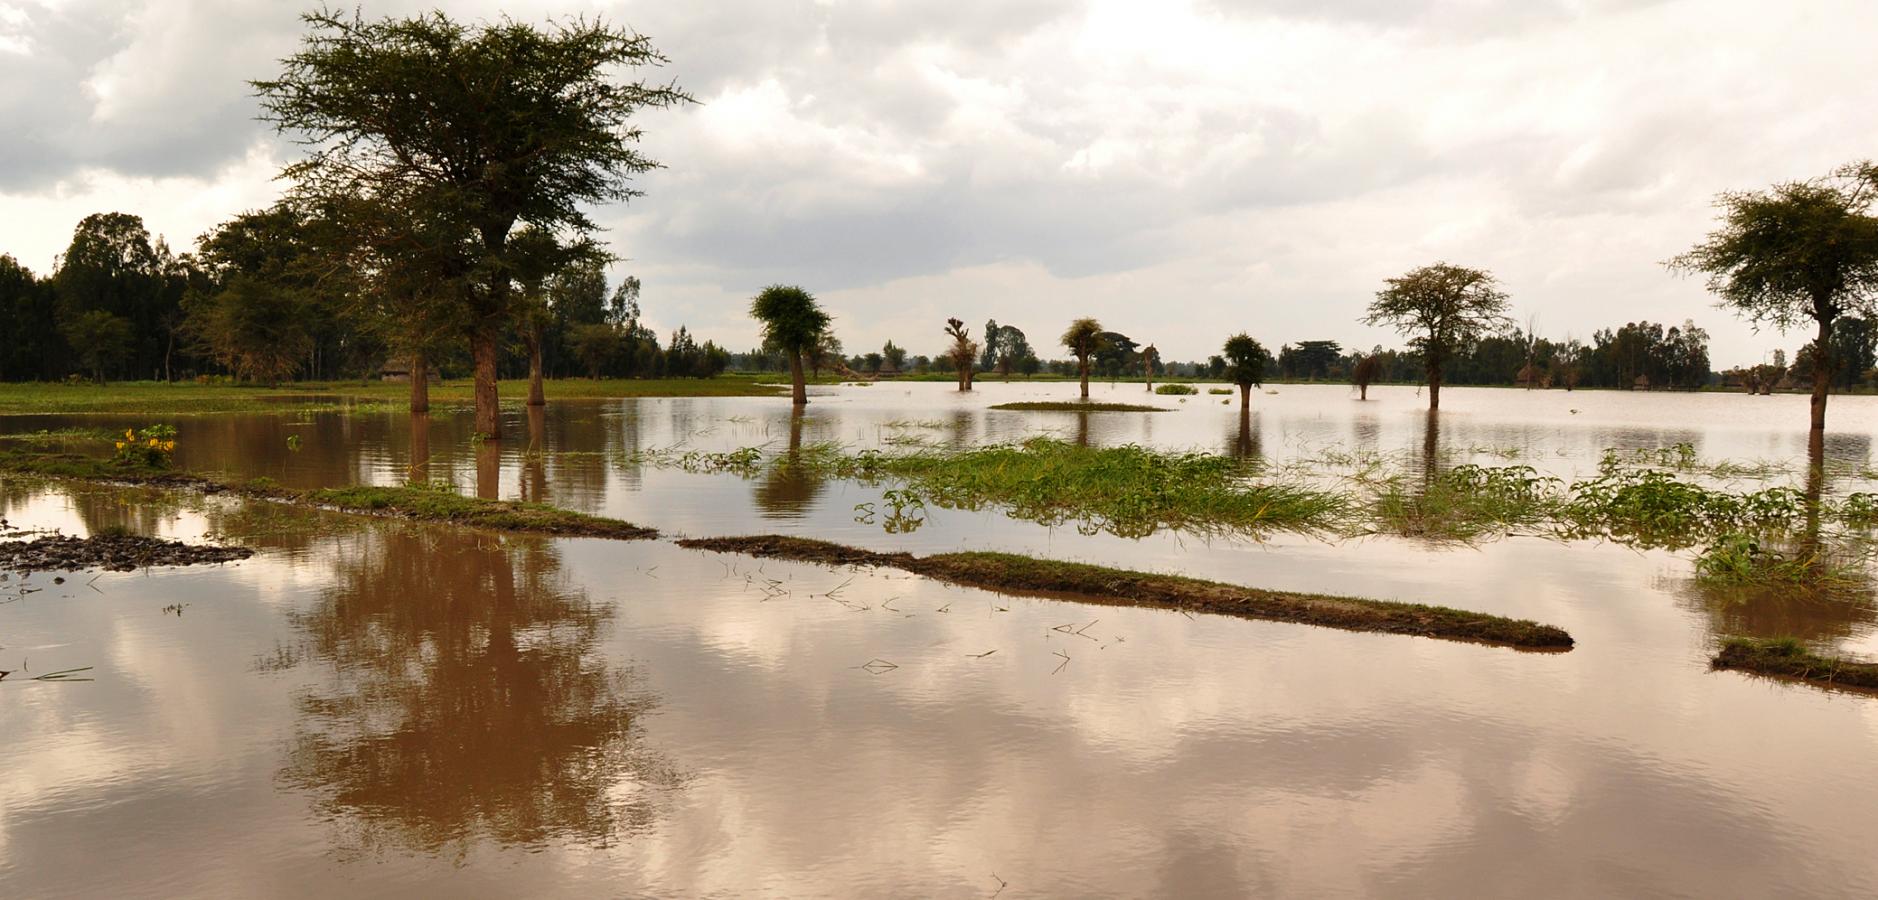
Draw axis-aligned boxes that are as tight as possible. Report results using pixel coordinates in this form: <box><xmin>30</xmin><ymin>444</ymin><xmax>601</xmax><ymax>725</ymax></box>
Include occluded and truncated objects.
<box><xmin>675</xmin><ymin>534</ymin><xmax>1573</xmax><ymax>650</ymax></box>
<box><xmin>300</xmin><ymin>484</ymin><xmax>657</xmax><ymax>538</ymax></box>
<box><xmin>1713</xmin><ymin>637</ymin><xmax>1878</xmax><ymax>691</ymax></box>
<box><xmin>841</xmin><ymin>438</ymin><xmax>1351</xmax><ymax>537</ymax></box>
<box><xmin>989</xmin><ymin>401</ymin><xmax>1170</xmax><ymax>413</ymax></box>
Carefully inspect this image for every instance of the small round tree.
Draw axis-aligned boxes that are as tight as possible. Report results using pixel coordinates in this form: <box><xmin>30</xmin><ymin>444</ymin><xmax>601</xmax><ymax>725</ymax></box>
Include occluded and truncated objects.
<box><xmin>1061</xmin><ymin>318</ymin><xmax>1107</xmax><ymax>399</ymax></box>
<box><xmin>1362</xmin><ymin>263</ymin><xmax>1511</xmax><ymax>410</ymax></box>
<box><xmin>751</xmin><ymin>285</ymin><xmax>830</xmax><ymax>406</ymax></box>
<box><xmin>1222</xmin><ymin>334</ymin><xmax>1265</xmax><ymax>411</ymax></box>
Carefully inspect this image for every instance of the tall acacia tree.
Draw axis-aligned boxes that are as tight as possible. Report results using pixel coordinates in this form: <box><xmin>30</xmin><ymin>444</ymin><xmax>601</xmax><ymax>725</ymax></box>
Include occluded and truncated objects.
<box><xmin>255</xmin><ymin>10</ymin><xmax>691</xmax><ymax>439</ymax></box>
<box><xmin>1362</xmin><ymin>263</ymin><xmax>1511</xmax><ymax>410</ymax></box>
<box><xmin>1671</xmin><ymin>164</ymin><xmax>1878</xmax><ymax>432</ymax></box>
<box><xmin>1061</xmin><ymin>317</ymin><xmax>1107</xmax><ymax>399</ymax></box>
<box><xmin>751</xmin><ymin>285</ymin><xmax>830</xmax><ymax>406</ymax></box>
<box><xmin>1222</xmin><ymin>334</ymin><xmax>1265</xmax><ymax>411</ymax></box>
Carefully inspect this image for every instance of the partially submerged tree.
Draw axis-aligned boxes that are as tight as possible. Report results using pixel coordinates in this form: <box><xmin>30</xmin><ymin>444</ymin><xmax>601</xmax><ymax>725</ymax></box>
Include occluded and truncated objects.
<box><xmin>1141</xmin><ymin>343</ymin><xmax>1160</xmax><ymax>391</ymax></box>
<box><xmin>944</xmin><ymin>318</ymin><xmax>977</xmax><ymax>391</ymax></box>
<box><xmin>256</xmin><ymin>9</ymin><xmax>691</xmax><ymax>439</ymax></box>
<box><xmin>1670</xmin><ymin>163</ymin><xmax>1878</xmax><ymax>431</ymax></box>
<box><xmin>1362</xmin><ymin>263</ymin><xmax>1512</xmax><ymax>410</ymax></box>
<box><xmin>1061</xmin><ymin>317</ymin><xmax>1107</xmax><ymax>399</ymax></box>
<box><xmin>1352</xmin><ymin>354</ymin><xmax>1382</xmax><ymax>400</ymax></box>
<box><xmin>1222</xmin><ymin>333</ymin><xmax>1266</xmax><ymax>411</ymax></box>
<box><xmin>751</xmin><ymin>285</ymin><xmax>829</xmax><ymax>406</ymax></box>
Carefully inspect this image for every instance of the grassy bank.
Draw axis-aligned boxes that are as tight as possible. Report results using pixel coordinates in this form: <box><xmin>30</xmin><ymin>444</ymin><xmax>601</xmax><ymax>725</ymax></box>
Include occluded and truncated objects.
<box><xmin>675</xmin><ymin>534</ymin><xmax>1574</xmax><ymax>650</ymax></box>
<box><xmin>1712</xmin><ymin>637</ymin><xmax>1878</xmax><ymax>691</ymax></box>
<box><xmin>0</xmin><ymin>376</ymin><xmax>786</xmax><ymax>416</ymax></box>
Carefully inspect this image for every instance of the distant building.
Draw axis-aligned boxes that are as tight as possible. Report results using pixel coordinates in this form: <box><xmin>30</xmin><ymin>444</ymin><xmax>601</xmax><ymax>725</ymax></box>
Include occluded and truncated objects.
<box><xmin>380</xmin><ymin>358</ymin><xmax>440</xmax><ymax>383</ymax></box>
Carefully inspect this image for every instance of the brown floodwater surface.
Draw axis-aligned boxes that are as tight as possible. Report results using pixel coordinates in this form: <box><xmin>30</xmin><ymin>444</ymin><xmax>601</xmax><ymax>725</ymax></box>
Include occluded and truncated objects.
<box><xmin>5</xmin><ymin>383</ymin><xmax>1878</xmax><ymax>896</ymax></box>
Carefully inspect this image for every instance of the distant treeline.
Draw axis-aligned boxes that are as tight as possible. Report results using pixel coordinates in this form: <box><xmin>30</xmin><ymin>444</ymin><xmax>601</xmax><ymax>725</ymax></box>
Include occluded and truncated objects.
<box><xmin>728</xmin><ymin>316</ymin><xmax>1878</xmax><ymax>391</ymax></box>
<box><xmin>0</xmin><ymin>212</ymin><xmax>728</xmax><ymax>385</ymax></box>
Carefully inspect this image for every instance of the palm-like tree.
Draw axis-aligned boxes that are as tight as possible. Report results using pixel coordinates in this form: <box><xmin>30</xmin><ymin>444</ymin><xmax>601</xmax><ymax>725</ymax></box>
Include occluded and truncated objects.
<box><xmin>1061</xmin><ymin>318</ymin><xmax>1106</xmax><ymax>399</ymax></box>
<box><xmin>751</xmin><ymin>285</ymin><xmax>830</xmax><ymax>406</ymax></box>
<box><xmin>1222</xmin><ymin>333</ymin><xmax>1266</xmax><ymax>410</ymax></box>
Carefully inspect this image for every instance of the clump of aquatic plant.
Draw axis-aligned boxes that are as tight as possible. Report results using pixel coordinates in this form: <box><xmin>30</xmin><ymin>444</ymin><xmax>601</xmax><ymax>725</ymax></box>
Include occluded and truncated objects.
<box><xmin>1154</xmin><ymin>383</ymin><xmax>1197</xmax><ymax>395</ymax></box>
<box><xmin>1693</xmin><ymin>533</ymin><xmax>1866</xmax><ymax>587</ymax></box>
<box><xmin>855</xmin><ymin>437</ymin><xmax>1349</xmax><ymax>538</ymax></box>
<box><xmin>1206</xmin><ymin>388</ymin><xmax>1232</xmax><ymax>395</ymax></box>
<box><xmin>1558</xmin><ymin>468</ymin><xmax>1807</xmax><ymax>549</ymax></box>
<box><xmin>623</xmin><ymin>445</ymin><xmax>765</xmax><ymax>476</ymax></box>
<box><xmin>1373</xmin><ymin>464</ymin><xmax>1562</xmax><ymax>540</ymax></box>
<box><xmin>113</xmin><ymin>424</ymin><xmax>177</xmax><ymax>468</ymax></box>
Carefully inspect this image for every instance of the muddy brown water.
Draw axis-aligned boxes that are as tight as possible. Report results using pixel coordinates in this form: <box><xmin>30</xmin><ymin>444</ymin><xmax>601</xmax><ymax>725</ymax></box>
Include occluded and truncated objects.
<box><xmin>5</xmin><ymin>382</ymin><xmax>1878</xmax><ymax>896</ymax></box>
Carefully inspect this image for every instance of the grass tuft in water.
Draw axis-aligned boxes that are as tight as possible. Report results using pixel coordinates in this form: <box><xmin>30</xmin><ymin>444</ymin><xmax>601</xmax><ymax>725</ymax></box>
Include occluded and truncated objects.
<box><xmin>988</xmin><ymin>401</ymin><xmax>1169</xmax><ymax>413</ymax></box>
<box><xmin>845</xmin><ymin>438</ymin><xmax>1350</xmax><ymax>538</ymax></box>
<box><xmin>1713</xmin><ymin>637</ymin><xmax>1878</xmax><ymax>691</ymax></box>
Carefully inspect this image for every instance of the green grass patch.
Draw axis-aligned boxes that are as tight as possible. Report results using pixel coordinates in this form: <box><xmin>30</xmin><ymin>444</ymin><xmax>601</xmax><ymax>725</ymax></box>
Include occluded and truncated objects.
<box><xmin>1713</xmin><ymin>637</ymin><xmax>1878</xmax><ymax>692</ymax></box>
<box><xmin>989</xmin><ymin>401</ymin><xmax>1170</xmax><ymax>413</ymax></box>
<box><xmin>1153</xmin><ymin>383</ymin><xmax>1197</xmax><ymax>395</ymax></box>
<box><xmin>674</xmin><ymin>535</ymin><xmax>1572</xmax><ymax>650</ymax></box>
<box><xmin>301</xmin><ymin>484</ymin><xmax>656</xmax><ymax>538</ymax></box>
<box><xmin>0</xmin><ymin>376</ymin><xmax>785</xmax><ymax>416</ymax></box>
<box><xmin>840</xmin><ymin>437</ymin><xmax>1350</xmax><ymax>538</ymax></box>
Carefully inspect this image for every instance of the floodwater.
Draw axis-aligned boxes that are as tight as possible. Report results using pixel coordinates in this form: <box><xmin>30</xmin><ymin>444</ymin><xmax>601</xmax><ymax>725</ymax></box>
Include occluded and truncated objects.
<box><xmin>5</xmin><ymin>382</ymin><xmax>1878</xmax><ymax>897</ymax></box>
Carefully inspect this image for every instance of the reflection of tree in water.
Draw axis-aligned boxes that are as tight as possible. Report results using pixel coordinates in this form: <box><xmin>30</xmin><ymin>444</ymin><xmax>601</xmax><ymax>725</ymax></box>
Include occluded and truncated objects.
<box><xmin>67</xmin><ymin>484</ymin><xmax>181</xmax><ymax>536</ymax></box>
<box><xmin>279</xmin><ymin>527</ymin><xmax>679</xmax><ymax>854</ymax></box>
<box><xmin>755</xmin><ymin>410</ymin><xmax>826</xmax><ymax>518</ymax></box>
<box><xmin>1226</xmin><ymin>408</ymin><xmax>1262</xmax><ymax>460</ymax></box>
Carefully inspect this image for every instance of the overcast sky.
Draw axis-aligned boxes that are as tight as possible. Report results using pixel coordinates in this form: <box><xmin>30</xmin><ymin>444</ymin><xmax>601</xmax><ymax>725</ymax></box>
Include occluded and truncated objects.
<box><xmin>3</xmin><ymin>0</ymin><xmax>1876</xmax><ymax>366</ymax></box>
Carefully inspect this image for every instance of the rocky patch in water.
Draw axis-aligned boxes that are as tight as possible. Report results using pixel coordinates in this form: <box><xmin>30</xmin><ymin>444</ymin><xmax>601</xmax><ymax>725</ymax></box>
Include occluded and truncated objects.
<box><xmin>0</xmin><ymin>533</ymin><xmax>254</xmax><ymax>573</ymax></box>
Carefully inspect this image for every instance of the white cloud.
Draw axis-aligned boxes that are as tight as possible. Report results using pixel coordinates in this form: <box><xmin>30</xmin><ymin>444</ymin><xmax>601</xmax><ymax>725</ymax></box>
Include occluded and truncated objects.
<box><xmin>4</xmin><ymin>0</ymin><xmax>1877</xmax><ymax>366</ymax></box>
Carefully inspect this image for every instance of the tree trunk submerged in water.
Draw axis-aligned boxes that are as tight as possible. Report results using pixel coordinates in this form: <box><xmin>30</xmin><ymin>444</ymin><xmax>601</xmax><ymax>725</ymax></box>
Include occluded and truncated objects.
<box><xmin>409</xmin><ymin>353</ymin><xmax>430</xmax><ymax>414</ymax></box>
<box><xmin>526</xmin><ymin>328</ymin><xmax>545</xmax><ymax>407</ymax></box>
<box><xmin>472</xmin><ymin>332</ymin><xmax>501</xmax><ymax>440</ymax></box>
<box><xmin>1811</xmin><ymin>315</ymin><xmax>1833</xmax><ymax>432</ymax></box>
<box><xmin>1079</xmin><ymin>359</ymin><xmax>1091</xmax><ymax>399</ymax></box>
<box><xmin>789</xmin><ymin>350</ymin><xmax>808</xmax><ymax>406</ymax></box>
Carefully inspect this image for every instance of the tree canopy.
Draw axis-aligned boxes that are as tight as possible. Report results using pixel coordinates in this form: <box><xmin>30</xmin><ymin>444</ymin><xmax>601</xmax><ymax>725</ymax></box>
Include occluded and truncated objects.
<box><xmin>1363</xmin><ymin>262</ymin><xmax>1511</xmax><ymax>409</ymax></box>
<box><xmin>255</xmin><ymin>8</ymin><xmax>691</xmax><ymax>436</ymax></box>
<box><xmin>1670</xmin><ymin>163</ymin><xmax>1878</xmax><ymax>429</ymax></box>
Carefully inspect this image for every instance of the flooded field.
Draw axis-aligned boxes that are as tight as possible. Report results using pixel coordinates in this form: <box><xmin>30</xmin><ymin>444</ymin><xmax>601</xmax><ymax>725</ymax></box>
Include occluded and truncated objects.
<box><xmin>6</xmin><ymin>382</ymin><xmax>1878</xmax><ymax>896</ymax></box>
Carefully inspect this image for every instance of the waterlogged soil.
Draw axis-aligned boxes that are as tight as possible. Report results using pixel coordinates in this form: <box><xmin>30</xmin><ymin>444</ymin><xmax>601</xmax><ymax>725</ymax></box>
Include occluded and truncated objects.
<box><xmin>678</xmin><ymin>534</ymin><xmax>1573</xmax><ymax>649</ymax></box>
<box><xmin>0</xmin><ymin>532</ymin><xmax>253</xmax><ymax>573</ymax></box>
<box><xmin>6</xmin><ymin>383</ymin><xmax>1878</xmax><ymax>896</ymax></box>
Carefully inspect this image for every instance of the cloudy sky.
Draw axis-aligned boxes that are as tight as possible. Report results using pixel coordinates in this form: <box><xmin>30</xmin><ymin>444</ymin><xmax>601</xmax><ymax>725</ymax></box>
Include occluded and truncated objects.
<box><xmin>3</xmin><ymin>0</ymin><xmax>1876</xmax><ymax>366</ymax></box>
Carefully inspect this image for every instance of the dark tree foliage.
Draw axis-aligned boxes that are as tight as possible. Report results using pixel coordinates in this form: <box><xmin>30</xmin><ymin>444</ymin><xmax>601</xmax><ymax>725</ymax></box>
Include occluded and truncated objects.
<box><xmin>255</xmin><ymin>8</ymin><xmax>692</xmax><ymax>437</ymax></box>
<box><xmin>51</xmin><ymin>212</ymin><xmax>194</xmax><ymax>382</ymax></box>
<box><xmin>0</xmin><ymin>255</ymin><xmax>63</xmax><ymax>381</ymax></box>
